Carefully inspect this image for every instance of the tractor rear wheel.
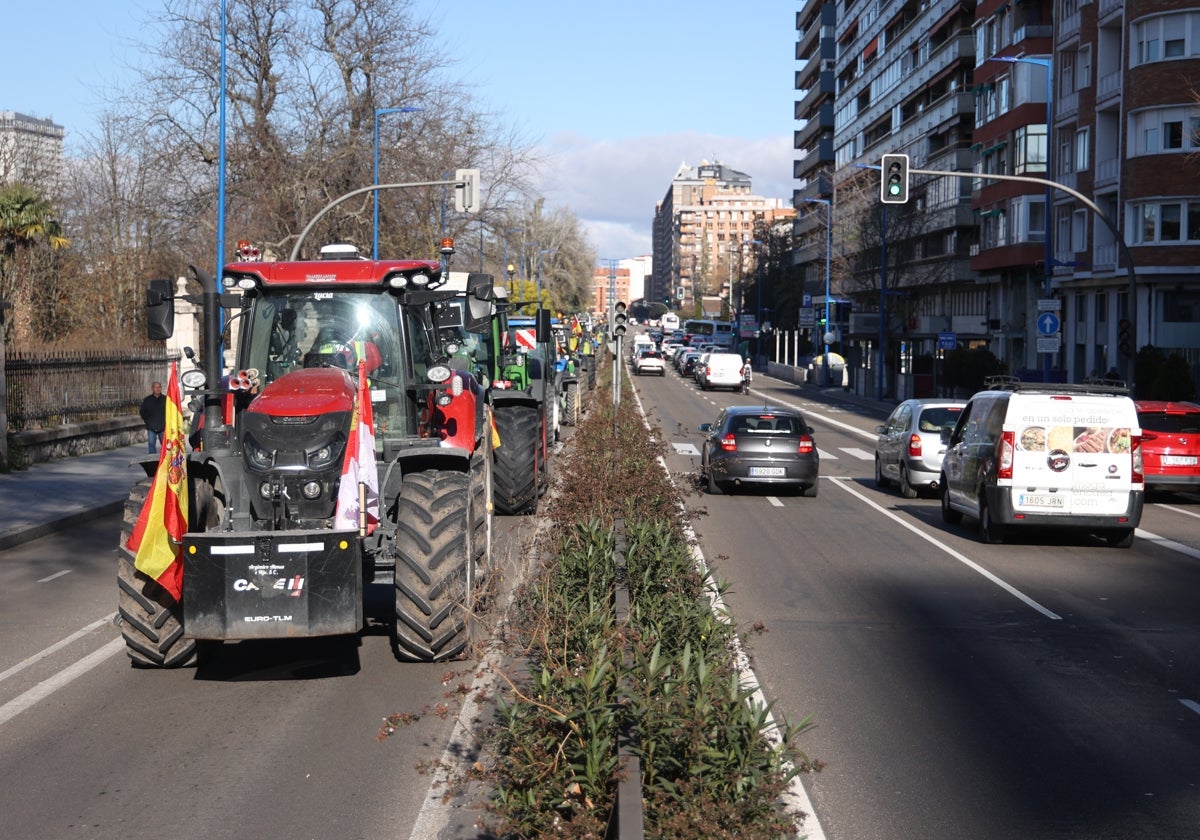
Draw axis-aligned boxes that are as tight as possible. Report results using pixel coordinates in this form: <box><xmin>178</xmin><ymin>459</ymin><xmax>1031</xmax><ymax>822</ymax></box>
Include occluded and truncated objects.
<box><xmin>394</xmin><ymin>470</ymin><xmax>474</xmax><ymax>661</ymax></box>
<box><xmin>492</xmin><ymin>404</ymin><xmax>539</xmax><ymax>515</ymax></box>
<box><xmin>116</xmin><ymin>479</ymin><xmax>197</xmax><ymax>668</ymax></box>
<box><xmin>564</xmin><ymin>383</ymin><xmax>580</xmax><ymax>426</ymax></box>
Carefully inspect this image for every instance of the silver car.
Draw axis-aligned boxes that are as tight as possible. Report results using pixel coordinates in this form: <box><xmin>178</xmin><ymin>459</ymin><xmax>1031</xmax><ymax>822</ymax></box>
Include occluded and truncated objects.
<box><xmin>874</xmin><ymin>399</ymin><xmax>966</xmax><ymax>498</ymax></box>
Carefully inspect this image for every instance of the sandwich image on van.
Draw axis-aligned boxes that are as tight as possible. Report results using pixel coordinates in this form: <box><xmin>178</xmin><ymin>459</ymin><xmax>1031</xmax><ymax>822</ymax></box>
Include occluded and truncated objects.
<box><xmin>939</xmin><ymin>376</ymin><xmax>1143</xmax><ymax>547</ymax></box>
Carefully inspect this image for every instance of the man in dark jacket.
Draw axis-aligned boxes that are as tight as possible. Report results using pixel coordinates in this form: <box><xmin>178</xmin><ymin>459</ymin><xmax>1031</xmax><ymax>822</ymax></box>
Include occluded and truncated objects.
<box><xmin>140</xmin><ymin>381</ymin><xmax>166</xmax><ymax>454</ymax></box>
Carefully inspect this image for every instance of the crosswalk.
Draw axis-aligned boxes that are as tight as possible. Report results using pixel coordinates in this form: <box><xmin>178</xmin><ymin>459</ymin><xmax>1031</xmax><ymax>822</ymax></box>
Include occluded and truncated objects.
<box><xmin>670</xmin><ymin>441</ymin><xmax>875</xmax><ymax>461</ymax></box>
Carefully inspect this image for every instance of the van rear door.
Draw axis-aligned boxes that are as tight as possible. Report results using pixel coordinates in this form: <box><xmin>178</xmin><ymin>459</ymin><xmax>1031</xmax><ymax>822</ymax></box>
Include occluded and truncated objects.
<box><xmin>1008</xmin><ymin>396</ymin><xmax>1137</xmax><ymax>516</ymax></box>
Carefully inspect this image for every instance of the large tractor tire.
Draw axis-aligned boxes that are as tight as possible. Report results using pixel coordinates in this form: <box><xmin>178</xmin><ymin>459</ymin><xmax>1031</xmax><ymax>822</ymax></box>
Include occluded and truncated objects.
<box><xmin>394</xmin><ymin>470</ymin><xmax>474</xmax><ymax>661</ymax></box>
<box><xmin>492</xmin><ymin>404</ymin><xmax>539</xmax><ymax>515</ymax></box>
<box><xmin>116</xmin><ymin>479</ymin><xmax>197</xmax><ymax>668</ymax></box>
<box><xmin>564</xmin><ymin>382</ymin><xmax>580</xmax><ymax>426</ymax></box>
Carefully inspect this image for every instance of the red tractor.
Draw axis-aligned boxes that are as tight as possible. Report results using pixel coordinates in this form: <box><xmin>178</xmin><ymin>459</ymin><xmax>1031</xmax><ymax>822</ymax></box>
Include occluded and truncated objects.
<box><xmin>117</xmin><ymin>251</ymin><xmax>497</xmax><ymax>665</ymax></box>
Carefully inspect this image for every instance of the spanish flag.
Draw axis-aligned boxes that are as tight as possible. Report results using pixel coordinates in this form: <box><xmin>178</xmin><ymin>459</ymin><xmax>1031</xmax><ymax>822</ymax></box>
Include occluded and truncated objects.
<box><xmin>334</xmin><ymin>361</ymin><xmax>380</xmax><ymax>535</ymax></box>
<box><xmin>127</xmin><ymin>362</ymin><xmax>188</xmax><ymax>601</ymax></box>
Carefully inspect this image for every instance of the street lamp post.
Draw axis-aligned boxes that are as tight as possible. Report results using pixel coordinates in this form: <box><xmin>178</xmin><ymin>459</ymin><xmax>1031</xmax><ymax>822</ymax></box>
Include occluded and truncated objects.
<box><xmin>802</xmin><ymin>198</ymin><xmax>833</xmax><ymax>387</ymax></box>
<box><xmin>372</xmin><ymin>105</ymin><xmax>423</xmax><ymax>260</ymax></box>
<box><xmin>989</xmin><ymin>54</ymin><xmax>1053</xmax><ymax>381</ymax></box>
<box><xmin>749</xmin><ymin>239</ymin><xmax>764</xmax><ymax>365</ymax></box>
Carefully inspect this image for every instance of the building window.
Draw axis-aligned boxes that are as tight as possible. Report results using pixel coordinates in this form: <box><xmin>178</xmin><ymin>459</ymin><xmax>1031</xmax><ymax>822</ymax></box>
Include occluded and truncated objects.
<box><xmin>1074</xmin><ymin>128</ymin><xmax>1090</xmax><ymax>171</ymax></box>
<box><xmin>1161</xmin><ymin>290</ymin><xmax>1200</xmax><ymax>322</ymax></box>
<box><xmin>1131</xmin><ymin>200</ymin><xmax>1200</xmax><ymax>244</ymax></box>
<box><xmin>1014</xmin><ymin>125</ymin><xmax>1047</xmax><ymax>173</ymax></box>
<box><xmin>1131</xmin><ymin>107</ymin><xmax>1200</xmax><ymax>155</ymax></box>
<box><xmin>1132</xmin><ymin>12</ymin><xmax>1199</xmax><ymax>66</ymax></box>
<box><xmin>1072</xmin><ymin>210</ymin><xmax>1088</xmax><ymax>252</ymax></box>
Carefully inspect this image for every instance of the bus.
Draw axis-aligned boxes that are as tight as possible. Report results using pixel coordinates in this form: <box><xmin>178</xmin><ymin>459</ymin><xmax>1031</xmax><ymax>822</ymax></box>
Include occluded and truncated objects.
<box><xmin>660</xmin><ymin>312</ymin><xmax>680</xmax><ymax>334</ymax></box>
<box><xmin>683</xmin><ymin>318</ymin><xmax>735</xmax><ymax>350</ymax></box>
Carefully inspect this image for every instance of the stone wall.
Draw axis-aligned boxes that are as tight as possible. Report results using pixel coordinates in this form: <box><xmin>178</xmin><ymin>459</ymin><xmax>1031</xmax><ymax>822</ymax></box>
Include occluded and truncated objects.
<box><xmin>8</xmin><ymin>417</ymin><xmax>145</xmax><ymax>466</ymax></box>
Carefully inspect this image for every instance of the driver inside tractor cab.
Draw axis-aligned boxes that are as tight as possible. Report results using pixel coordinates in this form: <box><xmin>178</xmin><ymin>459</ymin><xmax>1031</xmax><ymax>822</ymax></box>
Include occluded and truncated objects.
<box><xmin>304</xmin><ymin>326</ymin><xmax>356</xmax><ymax>370</ymax></box>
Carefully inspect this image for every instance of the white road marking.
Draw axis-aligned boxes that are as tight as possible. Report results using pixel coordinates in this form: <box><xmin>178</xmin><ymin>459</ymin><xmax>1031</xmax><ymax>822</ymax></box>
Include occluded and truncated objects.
<box><xmin>1136</xmin><ymin>529</ymin><xmax>1200</xmax><ymax>561</ymax></box>
<box><xmin>1159</xmin><ymin>504</ymin><xmax>1200</xmax><ymax>521</ymax></box>
<box><xmin>37</xmin><ymin>570</ymin><xmax>71</xmax><ymax>583</ymax></box>
<box><xmin>0</xmin><ymin>639</ymin><xmax>124</xmax><ymax>728</ymax></box>
<box><xmin>829</xmin><ymin>477</ymin><xmax>1062</xmax><ymax>620</ymax></box>
<box><xmin>839</xmin><ymin>447</ymin><xmax>875</xmax><ymax>460</ymax></box>
<box><xmin>672</xmin><ymin>442</ymin><xmax>700</xmax><ymax>456</ymax></box>
<box><xmin>767</xmin><ymin>496</ymin><xmax>784</xmax><ymax>507</ymax></box>
<box><xmin>0</xmin><ymin>614</ymin><xmax>116</xmax><ymax>684</ymax></box>
<box><xmin>816</xmin><ymin>448</ymin><xmax>838</xmax><ymax>460</ymax></box>
<box><xmin>1180</xmin><ymin>699</ymin><xmax>1200</xmax><ymax>716</ymax></box>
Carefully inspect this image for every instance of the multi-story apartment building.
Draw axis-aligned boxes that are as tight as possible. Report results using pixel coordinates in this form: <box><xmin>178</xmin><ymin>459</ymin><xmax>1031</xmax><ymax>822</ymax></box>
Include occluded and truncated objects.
<box><xmin>0</xmin><ymin>111</ymin><xmax>65</xmax><ymax>190</ymax></box>
<box><xmin>651</xmin><ymin>161</ymin><xmax>794</xmax><ymax>314</ymax></box>
<box><xmin>1048</xmin><ymin>0</ymin><xmax>1200</xmax><ymax>386</ymax></box>
<box><xmin>796</xmin><ymin>0</ymin><xmax>1200</xmax><ymax>394</ymax></box>
<box><xmin>794</xmin><ymin>0</ymin><xmax>979</xmax><ymax>396</ymax></box>
<box><xmin>592</xmin><ymin>263</ymin><xmax>631</xmax><ymax>320</ymax></box>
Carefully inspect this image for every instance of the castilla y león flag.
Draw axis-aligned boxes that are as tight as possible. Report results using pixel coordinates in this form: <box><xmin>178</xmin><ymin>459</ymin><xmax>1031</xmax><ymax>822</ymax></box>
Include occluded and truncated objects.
<box><xmin>334</xmin><ymin>361</ymin><xmax>380</xmax><ymax>535</ymax></box>
<box><xmin>127</xmin><ymin>361</ymin><xmax>188</xmax><ymax>601</ymax></box>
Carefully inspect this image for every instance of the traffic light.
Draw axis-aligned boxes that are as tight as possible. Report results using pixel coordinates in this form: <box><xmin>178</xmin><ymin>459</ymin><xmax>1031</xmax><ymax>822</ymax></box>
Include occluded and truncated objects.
<box><xmin>612</xmin><ymin>301</ymin><xmax>628</xmax><ymax>337</ymax></box>
<box><xmin>454</xmin><ymin>169</ymin><xmax>480</xmax><ymax>213</ymax></box>
<box><xmin>881</xmin><ymin>153</ymin><xmax>910</xmax><ymax>204</ymax></box>
<box><xmin>1117</xmin><ymin>318</ymin><xmax>1133</xmax><ymax>356</ymax></box>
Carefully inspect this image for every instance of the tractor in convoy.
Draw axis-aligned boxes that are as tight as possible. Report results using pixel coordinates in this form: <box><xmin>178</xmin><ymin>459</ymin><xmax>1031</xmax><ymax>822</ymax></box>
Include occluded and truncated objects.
<box><xmin>117</xmin><ymin>245</ymin><xmax>498</xmax><ymax>666</ymax></box>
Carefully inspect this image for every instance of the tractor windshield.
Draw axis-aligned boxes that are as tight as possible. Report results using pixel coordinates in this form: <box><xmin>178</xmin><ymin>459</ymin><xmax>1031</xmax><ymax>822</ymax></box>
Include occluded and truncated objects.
<box><xmin>244</xmin><ymin>291</ymin><xmax>404</xmax><ymax>386</ymax></box>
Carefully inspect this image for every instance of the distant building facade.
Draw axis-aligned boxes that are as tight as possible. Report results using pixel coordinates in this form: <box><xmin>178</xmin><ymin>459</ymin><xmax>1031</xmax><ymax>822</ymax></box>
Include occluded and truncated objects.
<box><xmin>0</xmin><ymin>111</ymin><xmax>65</xmax><ymax>191</ymax></box>
<box><xmin>652</xmin><ymin>161</ymin><xmax>794</xmax><ymax>315</ymax></box>
<box><xmin>792</xmin><ymin>0</ymin><xmax>1200</xmax><ymax>394</ymax></box>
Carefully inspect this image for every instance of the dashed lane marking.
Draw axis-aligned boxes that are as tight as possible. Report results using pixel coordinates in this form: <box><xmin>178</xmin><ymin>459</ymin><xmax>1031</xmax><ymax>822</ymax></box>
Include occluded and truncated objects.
<box><xmin>672</xmin><ymin>442</ymin><xmax>700</xmax><ymax>456</ymax></box>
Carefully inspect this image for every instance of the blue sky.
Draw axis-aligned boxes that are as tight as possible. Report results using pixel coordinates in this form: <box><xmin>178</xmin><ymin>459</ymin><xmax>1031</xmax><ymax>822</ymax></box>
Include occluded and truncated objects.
<box><xmin>2</xmin><ymin>0</ymin><xmax>798</xmax><ymax>258</ymax></box>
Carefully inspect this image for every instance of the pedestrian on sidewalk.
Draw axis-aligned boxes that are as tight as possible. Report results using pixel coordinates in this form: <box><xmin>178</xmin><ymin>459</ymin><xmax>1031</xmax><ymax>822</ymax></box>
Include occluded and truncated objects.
<box><xmin>140</xmin><ymin>381</ymin><xmax>166</xmax><ymax>455</ymax></box>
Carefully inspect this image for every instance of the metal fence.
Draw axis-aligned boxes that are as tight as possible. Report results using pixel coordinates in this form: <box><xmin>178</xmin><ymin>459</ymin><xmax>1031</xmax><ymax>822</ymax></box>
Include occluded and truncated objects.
<box><xmin>5</xmin><ymin>348</ymin><xmax>177</xmax><ymax>431</ymax></box>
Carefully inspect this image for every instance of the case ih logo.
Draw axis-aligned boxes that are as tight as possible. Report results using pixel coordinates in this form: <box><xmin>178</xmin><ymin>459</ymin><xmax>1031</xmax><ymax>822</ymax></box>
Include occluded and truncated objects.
<box><xmin>233</xmin><ymin>575</ymin><xmax>306</xmax><ymax>596</ymax></box>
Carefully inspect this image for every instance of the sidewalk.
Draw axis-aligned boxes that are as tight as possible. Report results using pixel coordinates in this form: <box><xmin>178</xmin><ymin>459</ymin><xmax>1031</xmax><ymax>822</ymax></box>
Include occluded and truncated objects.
<box><xmin>0</xmin><ymin>443</ymin><xmax>153</xmax><ymax>550</ymax></box>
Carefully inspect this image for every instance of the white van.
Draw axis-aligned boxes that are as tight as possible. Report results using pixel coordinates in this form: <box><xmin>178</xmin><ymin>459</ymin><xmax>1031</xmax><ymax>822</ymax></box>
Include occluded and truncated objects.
<box><xmin>940</xmin><ymin>377</ymin><xmax>1143</xmax><ymax>547</ymax></box>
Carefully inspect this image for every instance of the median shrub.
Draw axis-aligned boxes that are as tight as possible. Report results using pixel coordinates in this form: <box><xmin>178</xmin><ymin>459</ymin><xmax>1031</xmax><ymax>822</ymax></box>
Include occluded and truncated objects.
<box><xmin>483</xmin><ymin>376</ymin><xmax>816</xmax><ymax>838</ymax></box>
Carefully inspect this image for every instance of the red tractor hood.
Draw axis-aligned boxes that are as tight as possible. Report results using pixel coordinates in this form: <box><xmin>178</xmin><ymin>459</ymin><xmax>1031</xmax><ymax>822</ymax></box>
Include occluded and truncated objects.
<box><xmin>246</xmin><ymin>368</ymin><xmax>356</xmax><ymax>417</ymax></box>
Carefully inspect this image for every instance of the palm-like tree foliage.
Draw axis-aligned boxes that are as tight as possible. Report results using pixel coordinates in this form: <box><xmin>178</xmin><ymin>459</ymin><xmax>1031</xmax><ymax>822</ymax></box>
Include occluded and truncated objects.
<box><xmin>0</xmin><ymin>183</ymin><xmax>68</xmax><ymax>257</ymax></box>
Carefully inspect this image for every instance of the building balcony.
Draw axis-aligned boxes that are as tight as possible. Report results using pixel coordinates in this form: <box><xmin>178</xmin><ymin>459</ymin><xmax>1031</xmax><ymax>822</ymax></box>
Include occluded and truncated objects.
<box><xmin>795</xmin><ymin>139</ymin><xmax>834</xmax><ymax>179</ymax></box>
<box><xmin>795</xmin><ymin>103</ymin><xmax>835</xmax><ymax>148</ymax></box>
<box><xmin>796</xmin><ymin>71</ymin><xmax>835</xmax><ymax>117</ymax></box>
<box><xmin>1098</xmin><ymin>0</ymin><xmax>1123</xmax><ymax>22</ymax></box>
<box><xmin>1096</xmin><ymin>70</ymin><xmax>1121</xmax><ymax>106</ymax></box>
<box><xmin>1095</xmin><ymin>156</ymin><xmax>1119</xmax><ymax>186</ymax></box>
<box><xmin>1057</xmin><ymin>91</ymin><xmax>1079</xmax><ymax>118</ymax></box>
<box><xmin>1058</xmin><ymin>12</ymin><xmax>1081</xmax><ymax>41</ymax></box>
<box><xmin>1012</xmin><ymin>24</ymin><xmax>1053</xmax><ymax>44</ymax></box>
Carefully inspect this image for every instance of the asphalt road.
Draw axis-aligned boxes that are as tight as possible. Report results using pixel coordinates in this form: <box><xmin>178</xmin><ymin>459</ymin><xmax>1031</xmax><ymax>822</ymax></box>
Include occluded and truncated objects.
<box><xmin>637</xmin><ymin>363</ymin><xmax>1200</xmax><ymax>840</ymax></box>
<box><xmin>0</xmin><ymin>507</ymin><xmax>540</xmax><ymax>840</ymax></box>
<box><xmin>5</xmin><ymin>366</ymin><xmax>1200</xmax><ymax>839</ymax></box>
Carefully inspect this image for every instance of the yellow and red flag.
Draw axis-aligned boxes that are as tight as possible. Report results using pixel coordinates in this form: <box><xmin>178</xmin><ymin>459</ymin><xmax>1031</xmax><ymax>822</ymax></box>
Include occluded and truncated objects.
<box><xmin>126</xmin><ymin>362</ymin><xmax>188</xmax><ymax>601</ymax></box>
<box><xmin>334</xmin><ymin>362</ymin><xmax>380</xmax><ymax>535</ymax></box>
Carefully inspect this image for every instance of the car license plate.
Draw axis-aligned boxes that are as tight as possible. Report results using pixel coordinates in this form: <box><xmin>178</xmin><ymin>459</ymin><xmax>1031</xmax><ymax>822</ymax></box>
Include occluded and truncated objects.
<box><xmin>1018</xmin><ymin>493</ymin><xmax>1064</xmax><ymax>508</ymax></box>
<box><xmin>749</xmin><ymin>467</ymin><xmax>786</xmax><ymax>477</ymax></box>
<box><xmin>1162</xmin><ymin>455</ymin><xmax>1199</xmax><ymax>467</ymax></box>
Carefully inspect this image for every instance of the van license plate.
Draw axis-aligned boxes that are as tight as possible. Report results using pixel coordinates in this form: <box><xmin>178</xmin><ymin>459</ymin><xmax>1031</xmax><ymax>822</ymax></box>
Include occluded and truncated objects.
<box><xmin>1019</xmin><ymin>493</ymin><xmax>1065</xmax><ymax>508</ymax></box>
<box><xmin>750</xmin><ymin>467</ymin><xmax>786</xmax><ymax>477</ymax></box>
<box><xmin>1162</xmin><ymin>455</ymin><xmax>1198</xmax><ymax>466</ymax></box>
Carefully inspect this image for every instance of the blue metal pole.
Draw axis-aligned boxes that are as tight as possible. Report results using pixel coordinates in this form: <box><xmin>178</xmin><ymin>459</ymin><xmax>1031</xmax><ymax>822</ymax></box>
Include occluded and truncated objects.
<box><xmin>372</xmin><ymin>106</ymin><xmax>423</xmax><ymax>260</ymax></box>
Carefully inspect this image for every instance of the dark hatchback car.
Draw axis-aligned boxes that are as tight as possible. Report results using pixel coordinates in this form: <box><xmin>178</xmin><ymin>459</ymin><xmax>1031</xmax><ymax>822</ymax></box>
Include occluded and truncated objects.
<box><xmin>699</xmin><ymin>406</ymin><xmax>820</xmax><ymax>496</ymax></box>
<box><xmin>1135</xmin><ymin>400</ymin><xmax>1200</xmax><ymax>492</ymax></box>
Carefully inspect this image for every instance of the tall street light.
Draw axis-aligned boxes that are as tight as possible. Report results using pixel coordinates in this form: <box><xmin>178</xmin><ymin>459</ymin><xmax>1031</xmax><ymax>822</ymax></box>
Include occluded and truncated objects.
<box><xmin>989</xmin><ymin>54</ymin><xmax>1053</xmax><ymax>381</ymax></box>
<box><xmin>749</xmin><ymin>239</ymin><xmax>764</xmax><ymax>365</ymax></box>
<box><xmin>372</xmin><ymin>105</ymin><xmax>423</xmax><ymax>259</ymax></box>
<box><xmin>802</xmin><ymin>198</ymin><xmax>833</xmax><ymax>386</ymax></box>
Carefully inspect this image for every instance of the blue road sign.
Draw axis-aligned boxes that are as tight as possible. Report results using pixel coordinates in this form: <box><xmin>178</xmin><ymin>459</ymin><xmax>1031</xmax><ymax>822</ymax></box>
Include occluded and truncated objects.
<box><xmin>937</xmin><ymin>332</ymin><xmax>957</xmax><ymax>350</ymax></box>
<box><xmin>1037</xmin><ymin>312</ymin><xmax>1060</xmax><ymax>336</ymax></box>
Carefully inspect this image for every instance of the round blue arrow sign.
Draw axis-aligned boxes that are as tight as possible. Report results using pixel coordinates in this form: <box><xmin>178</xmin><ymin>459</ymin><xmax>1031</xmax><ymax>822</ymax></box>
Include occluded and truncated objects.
<box><xmin>1037</xmin><ymin>312</ymin><xmax>1060</xmax><ymax>336</ymax></box>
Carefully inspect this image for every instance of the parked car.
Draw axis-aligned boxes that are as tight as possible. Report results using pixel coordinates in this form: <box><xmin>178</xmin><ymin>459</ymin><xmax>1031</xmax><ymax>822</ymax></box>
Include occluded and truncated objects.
<box><xmin>633</xmin><ymin>349</ymin><xmax>666</xmax><ymax>376</ymax></box>
<box><xmin>700</xmin><ymin>406</ymin><xmax>820</xmax><ymax>496</ymax></box>
<box><xmin>940</xmin><ymin>378</ymin><xmax>1143</xmax><ymax>546</ymax></box>
<box><xmin>874</xmin><ymin>399</ymin><xmax>966</xmax><ymax>498</ymax></box>
<box><xmin>1134</xmin><ymin>400</ymin><xmax>1200</xmax><ymax>492</ymax></box>
<box><xmin>698</xmin><ymin>352</ymin><xmax>747</xmax><ymax>391</ymax></box>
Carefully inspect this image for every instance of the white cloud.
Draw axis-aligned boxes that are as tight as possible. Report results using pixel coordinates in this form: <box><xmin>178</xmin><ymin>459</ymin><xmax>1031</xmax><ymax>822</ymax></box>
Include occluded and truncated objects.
<box><xmin>532</xmin><ymin>131</ymin><xmax>795</xmax><ymax>260</ymax></box>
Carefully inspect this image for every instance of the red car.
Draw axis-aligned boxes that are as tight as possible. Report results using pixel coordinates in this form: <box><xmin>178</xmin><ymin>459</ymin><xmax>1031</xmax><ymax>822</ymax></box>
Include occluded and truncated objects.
<box><xmin>1135</xmin><ymin>400</ymin><xmax>1200</xmax><ymax>491</ymax></box>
